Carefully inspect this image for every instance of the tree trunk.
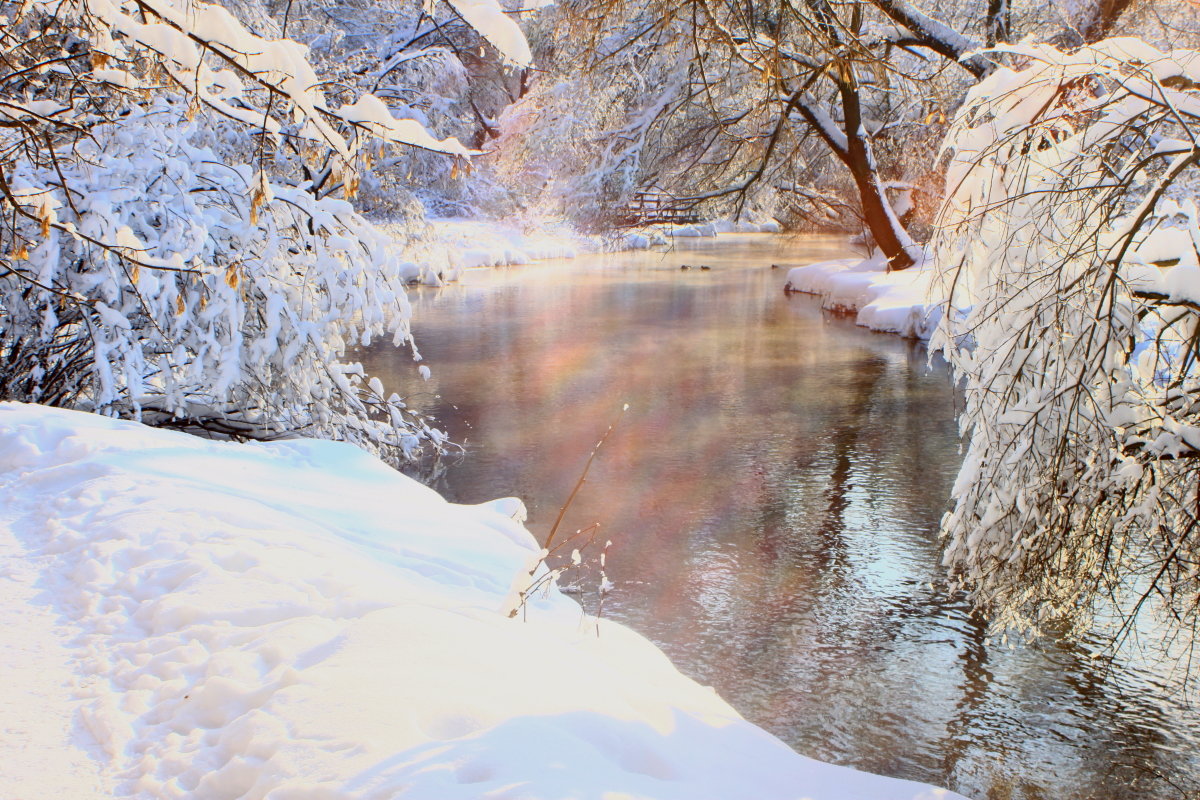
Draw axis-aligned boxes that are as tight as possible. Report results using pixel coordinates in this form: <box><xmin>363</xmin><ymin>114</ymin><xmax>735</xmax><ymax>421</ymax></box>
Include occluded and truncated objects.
<box><xmin>985</xmin><ymin>0</ymin><xmax>1010</xmax><ymax>46</ymax></box>
<box><xmin>838</xmin><ymin>74</ymin><xmax>916</xmax><ymax>271</ymax></box>
<box><xmin>1076</xmin><ymin>0</ymin><xmax>1135</xmax><ymax>44</ymax></box>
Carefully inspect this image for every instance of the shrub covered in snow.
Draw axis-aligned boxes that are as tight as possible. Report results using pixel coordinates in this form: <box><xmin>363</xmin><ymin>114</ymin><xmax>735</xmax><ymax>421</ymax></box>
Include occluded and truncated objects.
<box><xmin>933</xmin><ymin>38</ymin><xmax>1200</xmax><ymax>652</ymax></box>
<box><xmin>0</xmin><ymin>0</ymin><xmax>530</xmax><ymax>460</ymax></box>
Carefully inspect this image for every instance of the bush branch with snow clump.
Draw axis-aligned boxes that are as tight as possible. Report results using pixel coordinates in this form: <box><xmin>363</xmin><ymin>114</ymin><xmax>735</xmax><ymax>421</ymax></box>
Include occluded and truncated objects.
<box><xmin>931</xmin><ymin>37</ymin><xmax>1200</xmax><ymax>656</ymax></box>
<box><xmin>4</xmin><ymin>103</ymin><xmax>446</xmax><ymax>455</ymax></box>
<box><xmin>0</xmin><ymin>0</ymin><xmax>530</xmax><ymax>458</ymax></box>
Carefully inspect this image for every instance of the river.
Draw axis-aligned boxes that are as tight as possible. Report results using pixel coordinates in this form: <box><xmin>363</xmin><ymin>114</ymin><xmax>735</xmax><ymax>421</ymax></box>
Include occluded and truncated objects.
<box><xmin>362</xmin><ymin>234</ymin><xmax>1200</xmax><ymax>800</ymax></box>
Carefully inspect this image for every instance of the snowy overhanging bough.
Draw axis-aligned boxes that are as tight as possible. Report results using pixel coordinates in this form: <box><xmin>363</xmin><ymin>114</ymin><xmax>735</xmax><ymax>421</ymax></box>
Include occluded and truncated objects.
<box><xmin>932</xmin><ymin>38</ymin><xmax>1200</xmax><ymax>650</ymax></box>
<box><xmin>0</xmin><ymin>0</ymin><xmax>533</xmax><ymax>461</ymax></box>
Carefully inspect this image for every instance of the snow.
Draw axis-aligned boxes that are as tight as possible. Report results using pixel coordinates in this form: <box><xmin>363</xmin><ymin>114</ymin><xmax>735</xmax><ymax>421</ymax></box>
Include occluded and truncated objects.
<box><xmin>443</xmin><ymin>0</ymin><xmax>534</xmax><ymax>67</ymax></box>
<box><xmin>336</xmin><ymin>95</ymin><xmax>476</xmax><ymax>157</ymax></box>
<box><xmin>661</xmin><ymin>223</ymin><xmax>712</xmax><ymax>238</ymax></box>
<box><xmin>380</xmin><ymin>218</ymin><xmax>787</xmax><ymax>286</ymax></box>
<box><xmin>1</xmin><ymin>402</ymin><xmax>965</xmax><ymax>800</ymax></box>
<box><xmin>795</xmin><ymin>98</ymin><xmax>850</xmax><ymax>156</ymax></box>
<box><xmin>882</xmin><ymin>0</ymin><xmax>979</xmax><ymax>62</ymax></box>
<box><xmin>620</xmin><ymin>231</ymin><xmax>664</xmax><ymax>249</ymax></box>
<box><xmin>0</xmin><ymin>99</ymin><xmax>69</xmax><ymax>121</ymax></box>
<box><xmin>710</xmin><ymin>218</ymin><xmax>783</xmax><ymax>234</ymax></box>
<box><xmin>0</xmin><ymin>532</ymin><xmax>111</xmax><ymax>800</ymax></box>
<box><xmin>71</xmin><ymin>0</ymin><xmax>477</xmax><ymax>160</ymax></box>
<box><xmin>784</xmin><ymin>251</ymin><xmax>943</xmax><ymax>339</ymax></box>
<box><xmin>393</xmin><ymin>218</ymin><xmax>588</xmax><ymax>282</ymax></box>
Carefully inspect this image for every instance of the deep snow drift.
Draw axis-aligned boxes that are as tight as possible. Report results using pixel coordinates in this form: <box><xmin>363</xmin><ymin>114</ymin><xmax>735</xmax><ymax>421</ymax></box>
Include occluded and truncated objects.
<box><xmin>0</xmin><ymin>403</ymin><xmax>962</xmax><ymax>799</ymax></box>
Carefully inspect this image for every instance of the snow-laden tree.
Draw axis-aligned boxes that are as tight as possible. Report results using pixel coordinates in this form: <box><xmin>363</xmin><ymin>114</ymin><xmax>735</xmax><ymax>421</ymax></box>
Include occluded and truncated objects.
<box><xmin>276</xmin><ymin>0</ymin><xmax>541</xmax><ymax>219</ymax></box>
<box><xmin>0</xmin><ymin>0</ymin><xmax>532</xmax><ymax>460</ymax></box>
<box><xmin>501</xmin><ymin>0</ymin><xmax>1010</xmax><ymax>255</ymax></box>
<box><xmin>486</xmin><ymin>4</ymin><xmax>706</xmax><ymax>230</ymax></box>
<box><xmin>493</xmin><ymin>0</ymin><xmax>931</xmax><ymax>240</ymax></box>
<box><xmin>506</xmin><ymin>0</ymin><xmax>1150</xmax><ymax>255</ymax></box>
<box><xmin>933</xmin><ymin>38</ymin><xmax>1200</xmax><ymax>655</ymax></box>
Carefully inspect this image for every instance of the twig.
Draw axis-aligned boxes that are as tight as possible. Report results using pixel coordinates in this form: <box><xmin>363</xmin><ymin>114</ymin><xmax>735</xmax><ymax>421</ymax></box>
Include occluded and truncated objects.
<box><xmin>544</xmin><ymin>403</ymin><xmax>628</xmax><ymax>550</ymax></box>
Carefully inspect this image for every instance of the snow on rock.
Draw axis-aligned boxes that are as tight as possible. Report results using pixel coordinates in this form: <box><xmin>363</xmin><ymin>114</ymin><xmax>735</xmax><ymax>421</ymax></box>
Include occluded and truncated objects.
<box><xmin>620</xmin><ymin>231</ymin><xmax>655</xmax><ymax>249</ymax></box>
<box><xmin>784</xmin><ymin>251</ymin><xmax>943</xmax><ymax>339</ymax></box>
<box><xmin>431</xmin><ymin>217</ymin><xmax>584</xmax><ymax>273</ymax></box>
<box><xmin>0</xmin><ymin>403</ymin><xmax>964</xmax><ymax>800</ymax></box>
<box><xmin>374</xmin><ymin>218</ymin><xmax>589</xmax><ymax>285</ymax></box>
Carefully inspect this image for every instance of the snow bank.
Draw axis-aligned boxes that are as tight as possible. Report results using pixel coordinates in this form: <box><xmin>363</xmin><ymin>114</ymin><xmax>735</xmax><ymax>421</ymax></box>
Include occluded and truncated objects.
<box><xmin>378</xmin><ymin>217</ymin><xmax>591</xmax><ymax>285</ymax></box>
<box><xmin>619</xmin><ymin>230</ymin><xmax>666</xmax><ymax>250</ymax></box>
<box><xmin>0</xmin><ymin>403</ymin><xmax>963</xmax><ymax>800</ymax></box>
<box><xmin>428</xmin><ymin>217</ymin><xmax>585</xmax><ymax>273</ymax></box>
<box><xmin>663</xmin><ymin>222</ymin><xmax>716</xmax><ymax>238</ymax></box>
<box><xmin>386</xmin><ymin>217</ymin><xmax>788</xmax><ymax>282</ymax></box>
<box><xmin>614</xmin><ymin>220</ymin><xmax>780</xmax><ymax>250</ymax></box>
<box><xmin>784</xmin><ymin>251</ymin><xmax>943</xmax><ymax>340</ymax></box>
<box><xmin>710</xmin><ymin>218</ymin><xmax>783</xmax><ymax>234</ymax></box>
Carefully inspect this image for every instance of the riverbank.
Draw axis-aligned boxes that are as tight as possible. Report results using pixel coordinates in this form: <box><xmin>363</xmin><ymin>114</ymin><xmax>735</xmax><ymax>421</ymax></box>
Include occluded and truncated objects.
<box><xmin>0</xmin><ymin>402</ymin><xmax>964</xmax><ymax>799</ymax></box>
<box><xmin>783</xmin><ymin>250</ymin><xmax>943</xmax><ymax>340</ymax></box>
<box><xmin>387</xmin><ymin>215</ymin><xmax>785</xmax><ymax>286</ymax></box>
<box><xmin>427</xmin><ymin>218</ymin><xmax>948</xmax><ymax>342</ymax></box>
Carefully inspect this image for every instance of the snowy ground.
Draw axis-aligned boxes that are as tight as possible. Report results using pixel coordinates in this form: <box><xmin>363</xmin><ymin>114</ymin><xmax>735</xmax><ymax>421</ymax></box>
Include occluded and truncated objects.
<box><xmin>0</xmin><ymin>403</ymin><xmax>964</xmax><ymax>800</ymax></box>
<box><xmin>784</xmin><ymin>251</ymin><xmax>943</xmax><ymax>340</ymax></box>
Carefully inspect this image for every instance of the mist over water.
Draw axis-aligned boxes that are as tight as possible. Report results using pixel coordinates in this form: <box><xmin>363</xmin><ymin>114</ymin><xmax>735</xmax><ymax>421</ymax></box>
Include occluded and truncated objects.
<box><xmin>363</xmin><ymin>234</ymin><xmax>1200</xmax><ymax>800</ymax></box>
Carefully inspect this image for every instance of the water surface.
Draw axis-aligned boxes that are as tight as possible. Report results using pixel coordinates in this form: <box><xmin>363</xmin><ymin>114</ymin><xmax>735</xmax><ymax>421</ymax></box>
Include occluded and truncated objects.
<box><xmin>364</xmin><ymin>234</ymin><xmax>1199</xmax><ymax>800</ymax></box>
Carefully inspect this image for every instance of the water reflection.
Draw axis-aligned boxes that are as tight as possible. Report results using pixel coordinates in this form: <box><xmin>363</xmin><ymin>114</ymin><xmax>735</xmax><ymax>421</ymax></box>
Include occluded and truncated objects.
<box><xmin>361</xmin><ymin>235</ymin><xmax>1199</xmax><ymax>800</ymax></box>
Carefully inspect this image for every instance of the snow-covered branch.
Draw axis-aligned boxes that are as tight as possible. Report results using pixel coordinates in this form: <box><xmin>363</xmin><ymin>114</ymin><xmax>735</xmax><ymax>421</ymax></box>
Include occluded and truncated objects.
<box><xmin>932</xmin><ymin>38</ymin><xmax>1200</xmax><ymax>652</ymax></box>
<box><xmin>0</xmin><ymin>0</ymin><xmax>547</xmax><ymax>457</ymax></box>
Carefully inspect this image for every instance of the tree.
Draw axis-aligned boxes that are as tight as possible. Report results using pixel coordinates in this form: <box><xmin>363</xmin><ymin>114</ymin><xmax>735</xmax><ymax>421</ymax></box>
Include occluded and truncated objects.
<box><xmin>666</xmin><ymin>0</ymin><xmax>1145</xmax><ymax>266</ymax></box>
<box><xmin>499</xmin><ymin>0</ymin><xmax>987</xmax><ymax>264</ymax></box>
<box><xmin>0</xmin><ymin>0</ymin><xmax>532</xmax><ymax>460</ymax></box>
<box><xmin>506</xmin><ymin>0</ymin><xmax>1147</xmax><ymax>264</ymax></box>
<box><xmin>932</xmin><ymin>37</ymin><xmax>1200</xmax><ymax>657</ymax></box>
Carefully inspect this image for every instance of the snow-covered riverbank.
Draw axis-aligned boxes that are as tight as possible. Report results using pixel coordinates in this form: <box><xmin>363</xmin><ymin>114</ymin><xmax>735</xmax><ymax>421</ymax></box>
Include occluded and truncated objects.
<box><xmin>402</xmin><ymin>216</ymin><xmax>784</xmax><ymax>285</ymax></box>
<box><xmin>784</xmin><ymin>251</ymin><xmax>943</xmax><ymax>340</ymax></box>
<box><xmin>1</xmin><ymin>403</ymin><xmax>963</xmax><ymax>800</ymax></box>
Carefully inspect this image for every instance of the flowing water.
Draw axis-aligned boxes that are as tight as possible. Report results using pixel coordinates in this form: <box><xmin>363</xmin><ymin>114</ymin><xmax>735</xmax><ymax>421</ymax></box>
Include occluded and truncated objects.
<box><xmin>363</xmin><ymin>234</ymin><xmax>1200</xmax><ymax>800</ymax></box>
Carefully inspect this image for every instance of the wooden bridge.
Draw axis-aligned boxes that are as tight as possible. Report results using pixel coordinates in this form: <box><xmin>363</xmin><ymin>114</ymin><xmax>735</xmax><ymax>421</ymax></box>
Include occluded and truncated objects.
<box><xmin>614</xmin><ymin>190</ymin><xmax>701</xmax><ymax>227</ymax></box>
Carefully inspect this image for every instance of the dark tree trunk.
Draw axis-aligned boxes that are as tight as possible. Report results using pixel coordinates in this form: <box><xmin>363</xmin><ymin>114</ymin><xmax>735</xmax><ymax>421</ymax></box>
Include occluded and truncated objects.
<box><xmin>1076</xmin><ymin>0</ymin><xmax>1135</xmax><ymax>44</ymax></box>
<box><xmin>795</xmin><ymin>90</ymin><xmax>916</xmax><ymax>270</ymax></box>
<box><xmin>985</xmin><ymin>0</ymin><xmax>1010</xmax><ymax>46</ymax></box>
<box><xmin>838</xmin><ymin>76</ymin><xmax>915</xmax><ymax>270</ymax></box>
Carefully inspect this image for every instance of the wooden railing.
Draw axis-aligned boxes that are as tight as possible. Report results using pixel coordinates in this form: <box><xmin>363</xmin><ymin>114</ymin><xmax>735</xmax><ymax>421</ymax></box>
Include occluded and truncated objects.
<box><xmin>614</xmin><ymin>191</ymin><xmax>701</xmax><ymax>227</ymax></box>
